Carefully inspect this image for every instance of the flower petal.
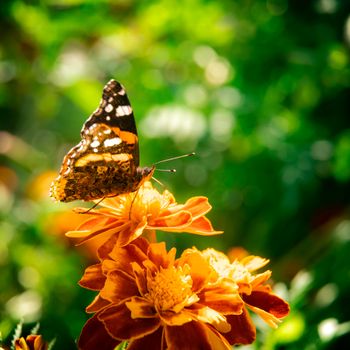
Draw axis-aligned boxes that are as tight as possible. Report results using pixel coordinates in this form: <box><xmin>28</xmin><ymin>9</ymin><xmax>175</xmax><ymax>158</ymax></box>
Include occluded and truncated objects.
<box><xmin>150</xmin><ymin>211</ymin><xmax>192</xmax><ymax>230</ymax></box>
<box><xmin>72</xmin><ymin>214</ymin><xmax>109</xmax><ymax>231</ymax></box>
<box><xmin>250</xmin><ymin>270</ymin><xmax>271</xmax><ymax>289</ymax></box>
<box><xmin>147</xmin><ymin>242</ymin><xmax>176</xmax><ymax>269</ymax></box>
<box><xmin>15</xmin><ymin>337</ymin><xmax>30</xmax><ymax>350</ymax></box>
<box><xmin>97</xmin><ymin>234</ymin><xmax>118</xmax><ymax>259</ymax></box>
<box><xmin>187</xmin><ymin>306</ymin><xmax>231</xmax><ymax>333</ymax></box>
<box><xmin>107</xmin><ymin>238</ymin><xmax>149</xmax><ymax>276</ymax></box>
<box><xmin>78</xmin><ymin>314</ymin><xmax>121</xmax><ymax>350</ymax></box>
<box><xmin>127</xmin><ymin>327</ymin><xmax>163</xmax><ymax>350</ymax></box>
<box><xmin>66</xmin><ymin>219</ymin><xmax>124</xmax><ymax>244</ymax></box>
<box><xmin>241</xmin><ymin>256</ymin><xmax>269</xmax><ymax>272</ymax></box>
<box><xmin>164</xmin><ymin>322</ymin><xmax>212</xmax><ymax>350</ymax></box>
<box><xmin>86</xmin><ymin>295</ymin><xmax>110</xmax><ymax>313</ymax></box>
<box><xmin>159</xmin><ymin>310</ymin><xmax>193</xmax><ymax>326</ymax></box>
<box><xmin>176</xmin><ymin>250</ymin><xmax>211</xmax><ymax>292</ymax></box>
<box><xmin>180</xmin><ymin>196</ymin><xmax>212</xmax><ymax>218</ymax></box>
<box><xmin>79</xmin><ymin>264</ymin><xmax>105</xmax><ymax>291</ymax></box>
<box><xmin>246</xmin><ymin>303</ymin><xmax>282</xmax><ymax>328</ymax></box>
<box><xmin>116</xmin><ymin>217</ymin><xmax>147</xmax><ymax>247</ymax></box>
<box><xmin>125</xmin><ymin>296</ymin><xmax>157</xmax><ymax>318</ymax></box>
<box><xmin>32</xmin><ymin>335</ymin><xmax>47</xmax><ymax>350</ymax></box>
<box><xmin>131</xmin><ymin>262</ymin><xmax>148</xmax><ymax>296</ymax></box>
<box><xmin>100</xmin><ymin>270</ymin><xmax>138</xmax><ymax>304</ymax></box>
<box><xmin>99</xmin><ymin>303</ymin><xmax>160</xmax><ymax>340</ymax></box>
<box><xmin>243</xmin><ymin>291</ymin><xmax>290</xmax><ymax>319</ymax></box>
<box><xmin>185</xmin><ymin>216</ymin><xmax>223</xmax><ymax>235</ymax></box>
<box><xmin>199</xmin><ymin>282</ymin><xmax>243</xmax><ymax>315</ymax></box>
<box><xmin>203</xmin><ymin>325</ymin><xmax>233</xmax><ymax>350</ymax></box>
<box><xmin>225</xmin><ymin>309</ymin><xmax>256</xmax><ymax>345</ymax></box>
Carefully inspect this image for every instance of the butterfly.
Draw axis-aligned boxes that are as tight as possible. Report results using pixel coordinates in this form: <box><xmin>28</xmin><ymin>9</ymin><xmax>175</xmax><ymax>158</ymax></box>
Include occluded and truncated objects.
<box><xmin>50</xmin><ymin>79</ymin><xmax>155</xmax><ymax>202</ymax></box>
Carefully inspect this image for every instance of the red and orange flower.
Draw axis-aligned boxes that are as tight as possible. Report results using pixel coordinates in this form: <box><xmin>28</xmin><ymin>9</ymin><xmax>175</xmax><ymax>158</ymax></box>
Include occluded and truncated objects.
<box><xmin>201</xmin><ymin>248</ymin><xmax>290</xmax><ymax>344</ymax></box>
<box><xmin>78</xmin><ymin>238</ymin><xmax>244</xmax><ymax>350</ymax></box>
<box><xmin>14</xmin><ymin>335</ymin><xmax>48</xmax><ymax>350</ymax></box>
<box><xmin>66</xmin><ymin>182</ymin><xmax>221</xmax><ymax>258</ymax></box>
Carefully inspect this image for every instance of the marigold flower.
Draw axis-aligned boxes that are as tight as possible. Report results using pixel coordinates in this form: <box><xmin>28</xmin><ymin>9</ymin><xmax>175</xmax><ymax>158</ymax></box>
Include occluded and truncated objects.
<box><xmin>14</xmin><ymin>335</ymin><xmax>48</xmax><ymax>350</ymax></box>
<box><xmin>78</xmin><ymin>238</ymin><xmax>244</xmax><ymax>350</ymax></box>
<box><xmin>201</xmin><ymin>248</ymin><xmax>290</xmax><ymax>345</ymax></box>
<box><xmin>66</xmin><ymin>181</ymin><xmax>221</xmax><ymax>258</ymax></box>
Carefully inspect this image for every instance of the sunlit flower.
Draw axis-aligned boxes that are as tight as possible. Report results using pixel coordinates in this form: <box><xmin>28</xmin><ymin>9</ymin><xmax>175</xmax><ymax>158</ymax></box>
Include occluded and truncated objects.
<box><xmin>201</xmin><ymin>248</ymin><xmax>290</xmax><ymax>345</ymax></box>
<box><xmin>78</xmin><ymin>238</ymin><xmax>244</xmax><ymax>350</ymax></box>
<box><xmin>14</xmin><ymin>335</ymin><xmax>48</xmax><ymax>350</ymax></box>
<box><xmin>66</xmin><ymin>181</ymin><xmax>221</xmax><ymax>258</ymax></box>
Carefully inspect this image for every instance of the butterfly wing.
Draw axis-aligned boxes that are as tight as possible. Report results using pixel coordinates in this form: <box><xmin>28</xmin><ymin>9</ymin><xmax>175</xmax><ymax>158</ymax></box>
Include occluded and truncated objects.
<box><xmin>83</xmin><ymin>79</ymin><xmax>139</xmax><ymax>166</ymax></box>
<box><xmin>50</xmin><ymin>80</ymin><xmax>142</xmax><ymax>202</ymax></box>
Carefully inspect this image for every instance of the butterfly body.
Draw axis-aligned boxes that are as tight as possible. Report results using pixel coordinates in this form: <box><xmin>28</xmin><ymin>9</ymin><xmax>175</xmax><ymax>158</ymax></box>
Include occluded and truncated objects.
<box><xmin>50</xmin><ymin>80</ymin><xmax>154</xmax><ymax>202</ymax></box>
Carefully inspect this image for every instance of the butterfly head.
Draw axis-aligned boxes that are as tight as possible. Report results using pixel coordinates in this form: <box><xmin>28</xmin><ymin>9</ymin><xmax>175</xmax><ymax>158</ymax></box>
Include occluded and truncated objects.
<box><xmin>137</xmin><ymin>165</ymin><xmax>155</xmax><ymax>186</ymax></box>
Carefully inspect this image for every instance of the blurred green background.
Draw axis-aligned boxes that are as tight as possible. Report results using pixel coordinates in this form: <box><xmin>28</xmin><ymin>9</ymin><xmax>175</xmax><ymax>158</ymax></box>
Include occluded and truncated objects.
<box><xmin>1</xmin><ymin>0</ymin><xmax>350</xmax><ymax>349</ymax></box>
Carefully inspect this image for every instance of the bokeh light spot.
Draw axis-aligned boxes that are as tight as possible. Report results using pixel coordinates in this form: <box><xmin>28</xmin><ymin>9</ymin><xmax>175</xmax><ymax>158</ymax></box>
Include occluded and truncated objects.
<box><xmin>6</xmin><ymin>291</ymin><xmax>42</xmax><ymax>323</ymax></box>
<box><xmin>314</xmin><ymin>283</ymin><xmax>338</xmax><ymax>307</ymax></box>
<box><xmin>266</xmin><ymin>0</ymin><xmax>288</xmax><ymax>16</ymax></box>
<box><xmin>18</xmin><ymin>267</ymin><xmax>41</xmax><ymax>289</ymax></box>
<box><xmin>311</xmin><ymin>140</ymin><xmax>333</xmax><ymax>161</ymax></box>
<box><xmin>141</xmin><ymin>105</ymin><xmax>206</xmax><ymax>146</ymax></box>
<box><xmin>184</xmin><ymin>162</ymin><xmax>208</xmax><ymax>187</ymax></box>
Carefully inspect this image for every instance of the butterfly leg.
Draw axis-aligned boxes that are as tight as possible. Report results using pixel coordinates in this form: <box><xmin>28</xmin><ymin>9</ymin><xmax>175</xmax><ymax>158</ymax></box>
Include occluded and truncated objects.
<box><xmin>128</xmin><ymin>190</ymin><xmax>139</xmax><ymax>220</ymax></box>
<box><xmin>79</xmin><ymin>197</ymin><xmax>106</xmax><ymax>214</ymax></box>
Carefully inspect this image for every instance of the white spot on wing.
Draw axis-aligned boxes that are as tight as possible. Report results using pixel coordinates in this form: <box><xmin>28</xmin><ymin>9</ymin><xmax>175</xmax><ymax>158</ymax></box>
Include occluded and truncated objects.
<box><xmin>90</xmin><ymin>140</ymin><xmax>100</xmax><ymax>148</ymax></box>
<box><xmin>118</xmin><ymin>88</ymin><xmax>126</xmax><ymax>95</ymax></box>
<box><xmin>89</xmin><ymin>123</ymin><xmax>97</xmax><ymax>131</ymax></box>
<box><xmin>77</xmin><ymin>143</ymin><xmax>84</xmax><ymax>152</ymax></box>
<box><xmin>116</xmin><ymin>105</ymin><xmax>132</xmax><ymax>117</ymax></box>
<box><xmin>105</xmin><ymin>104</ymin><xmax>113</xmax><ymax>113</ymax></box>
<box><xmin>106</xmin><ymin>116</ymin><xmax>111</xmax><ymax>121</ymax></box>
<box><xmin>104</xmin><ymin>137</ymin><xmax>122</xmax><ymax>147</ymax></box>
<box><xmin>104</xmin><ymin>129</ymin><xmax>111</xmax><ymax>134</ymax></box>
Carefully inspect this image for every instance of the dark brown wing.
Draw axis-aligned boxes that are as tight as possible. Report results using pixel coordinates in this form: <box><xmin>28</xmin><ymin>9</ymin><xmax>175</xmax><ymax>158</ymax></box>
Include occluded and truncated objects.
<box><xmin>50</xmin><ymin>80</ymin><xmax>142</xmax><ymax>202</ymax></box>
<box><xmin>83</xmin><ymin>79</ymin><xmax>139</xmax><ymax>165</ymax></box>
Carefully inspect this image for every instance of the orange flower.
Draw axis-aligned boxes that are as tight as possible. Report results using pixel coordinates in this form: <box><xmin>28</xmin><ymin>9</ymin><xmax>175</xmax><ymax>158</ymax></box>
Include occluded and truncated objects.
<box><xmin>14</xmin><ymin>335</ymin><xmax>48</xmax><ymax>350</ymax></box>
<box><xmin>66</xmin><ymin>182</ymin><xmax>221</xmax><ymax>258</ymax></box>
<box><xmin>201</xmin><ymin>248</ymin><xmax>290</xmax><ymax>345</ymax></box>
<box><xmin>78</xmin><ymin>238</ymin><xmax>244</xmax><ymax>350</ymax></box>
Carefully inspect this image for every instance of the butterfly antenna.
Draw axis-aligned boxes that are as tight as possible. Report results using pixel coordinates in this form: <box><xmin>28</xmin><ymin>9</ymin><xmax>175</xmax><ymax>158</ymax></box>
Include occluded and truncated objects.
<box><xmin>153</xmin><ymin>152</ymin><xmax>195</xmax><ymax>165</ymax></box>
<box><xmin>155</xmin><ymin>168</ymin><xmax>176</xmax><ymax>173</ymax></box>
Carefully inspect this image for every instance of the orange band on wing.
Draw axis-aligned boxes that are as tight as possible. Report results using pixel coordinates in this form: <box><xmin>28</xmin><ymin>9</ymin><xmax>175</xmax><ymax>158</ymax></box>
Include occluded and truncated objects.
<box><xmin>75</xmin><ymin>153</ymin><xmax>132</xmax><ymax>166</ymax></box>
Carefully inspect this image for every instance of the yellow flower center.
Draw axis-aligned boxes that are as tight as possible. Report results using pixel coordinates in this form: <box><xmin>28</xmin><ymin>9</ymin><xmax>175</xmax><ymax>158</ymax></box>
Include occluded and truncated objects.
<box><xmin>229</xmin><ymin>261</ymin><xmax>251</xmax><ymax>281</ymax></box>
<box><xmin>145</xmin><ymin>265</ymin><xmax>194</xmax><ymax>313</ymax></box>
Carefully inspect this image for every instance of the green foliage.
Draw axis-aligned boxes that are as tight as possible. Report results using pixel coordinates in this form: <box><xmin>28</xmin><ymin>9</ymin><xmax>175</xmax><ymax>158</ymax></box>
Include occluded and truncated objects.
<box><xmin>1</xmin><ymin>0</ymin><xmax>350</xmax><ymax>348</ymax></box>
